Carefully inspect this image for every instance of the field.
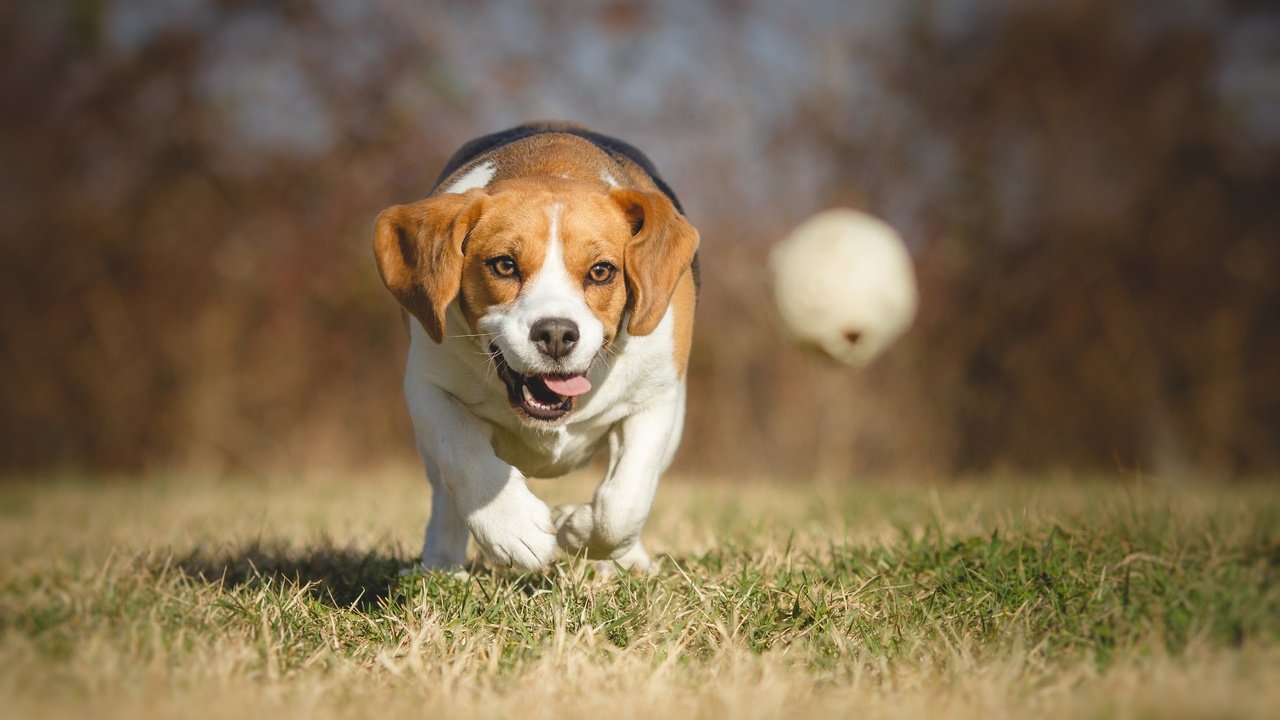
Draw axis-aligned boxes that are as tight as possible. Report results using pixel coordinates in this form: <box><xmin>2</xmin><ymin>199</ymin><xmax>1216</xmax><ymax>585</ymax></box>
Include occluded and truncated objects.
<box><xmin>1</xmin><ymin>470</ymin><xmax>1278</xmax><ymax>719</ymax></box>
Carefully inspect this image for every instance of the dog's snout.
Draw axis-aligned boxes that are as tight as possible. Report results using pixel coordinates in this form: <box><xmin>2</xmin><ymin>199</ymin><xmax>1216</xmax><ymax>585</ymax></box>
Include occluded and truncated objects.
<box><xmin>530</xmin><ymin>317</ymin><xmax>579</xmax><ymax>360</ymax></box>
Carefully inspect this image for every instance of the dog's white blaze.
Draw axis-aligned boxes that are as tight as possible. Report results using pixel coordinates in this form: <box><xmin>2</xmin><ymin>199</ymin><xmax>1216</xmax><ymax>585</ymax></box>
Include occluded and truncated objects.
<box><xmin>599</xmin><ymin>169</ymin><xmax>620</xmax><ymax>188</ymax></box>
<box><xmin>441</xmin><ymin>161</ymin><xmax>495</xmax><ymax>194</ymax></box>
<box><xmin>477</xmin><ymin>203</ymin><xmax>606</xmax><ymax>376</ymax></box>
<box><xmin>531</xmin><ymin>204</ymin><xmax>574</xmax><ymax>303</ymax></box>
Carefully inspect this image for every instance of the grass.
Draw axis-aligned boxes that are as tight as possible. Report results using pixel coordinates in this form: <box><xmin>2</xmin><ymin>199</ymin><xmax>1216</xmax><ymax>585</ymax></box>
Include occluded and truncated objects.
<box><xmin>0</xmin><ymin>469</ymin><xmax>1277</xmax><ymax>719</ymax></box>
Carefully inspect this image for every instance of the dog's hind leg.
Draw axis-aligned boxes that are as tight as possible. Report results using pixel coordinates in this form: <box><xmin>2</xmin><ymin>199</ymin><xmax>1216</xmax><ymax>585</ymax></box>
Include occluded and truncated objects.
<box><xmin>417</xmin><ymin>453</ymin><xmax>471</xmax><ymax>571</ymax></box>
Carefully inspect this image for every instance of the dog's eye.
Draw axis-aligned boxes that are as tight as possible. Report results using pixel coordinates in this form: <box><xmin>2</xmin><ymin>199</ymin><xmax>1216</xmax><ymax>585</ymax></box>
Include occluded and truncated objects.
<box><xmin>587</xmin><ymin>262</ymin><xmax>617</xmax><ymax>285</ymax></box>
<box><xmin>486</xmin><ymin>256</ymin><xmax>520</xmax><ymax>279</ymax></box>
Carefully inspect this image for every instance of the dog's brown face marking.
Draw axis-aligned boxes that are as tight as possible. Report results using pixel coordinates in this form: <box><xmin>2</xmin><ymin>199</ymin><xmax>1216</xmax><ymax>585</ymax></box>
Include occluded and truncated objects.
<box><xmin>456</xmin><ymin>177</ymin><xmax>632</xmax><ymax>342</ymax></box>
<box><xmin>374</xmin><ymin>171</ymin><xmax>699</xmax><ymax>391</ymax></box>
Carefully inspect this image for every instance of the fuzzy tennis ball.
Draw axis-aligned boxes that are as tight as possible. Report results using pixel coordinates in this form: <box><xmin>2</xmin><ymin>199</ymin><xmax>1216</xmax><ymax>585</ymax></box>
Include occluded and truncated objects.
<box><xmin>769</xmin><ymin>209</ymin><xmax>917</xmax><ymax>366</ymax></box>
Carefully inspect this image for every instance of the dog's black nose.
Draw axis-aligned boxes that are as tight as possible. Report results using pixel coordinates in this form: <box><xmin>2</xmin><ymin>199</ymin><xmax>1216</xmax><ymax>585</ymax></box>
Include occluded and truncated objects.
<box><xmin>530</xmin><ymin>317</ymin><xmax>579</xmax><ymax>360</ymax></box>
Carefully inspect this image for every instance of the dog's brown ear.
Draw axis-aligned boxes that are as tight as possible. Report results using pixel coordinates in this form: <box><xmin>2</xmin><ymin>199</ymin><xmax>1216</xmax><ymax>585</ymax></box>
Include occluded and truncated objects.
<box><xmin>610</xmin><ymin>188</ymin><xmax>700</xmax><ymax>336</ymax></box>
<box><xmin>373</xmin><ymin>190</ymin><xmax>487</xmax><ymax>342</ymax></box>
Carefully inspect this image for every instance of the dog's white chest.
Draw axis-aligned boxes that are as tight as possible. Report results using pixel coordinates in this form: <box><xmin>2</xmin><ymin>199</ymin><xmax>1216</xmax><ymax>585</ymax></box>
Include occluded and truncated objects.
<box><xmin>489</xmin><ymin>422</ymin><xmax>607</xmax><ymax>478</ymax></box>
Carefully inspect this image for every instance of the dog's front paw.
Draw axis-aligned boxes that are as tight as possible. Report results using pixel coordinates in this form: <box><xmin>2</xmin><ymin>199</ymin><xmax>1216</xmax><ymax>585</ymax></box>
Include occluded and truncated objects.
<box><xmin>555</xmin><ymin>504</ymin><xmax>652</xmax><ymax>571</ymax></box>
<box><xmin>553</xmin><ymin>503</ymin><xmax>596</xmax><ymax>556</ymax></box>
<box><xmin>593</xmin><ymin>542</ymin><xmax>655</xmax><ymax>577</ymax></box>
<box><xmin>467</xmin><ymin>486</ymin><xmax>558</xmax><ymax>570</ymax></box>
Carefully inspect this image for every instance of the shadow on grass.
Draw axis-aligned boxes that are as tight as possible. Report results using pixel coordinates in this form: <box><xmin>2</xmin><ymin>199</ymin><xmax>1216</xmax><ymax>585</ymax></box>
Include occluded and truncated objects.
<box><xmin>172</xmin><ymin>539</ymin><xmax>411</xmax><ymax>609</ymax></box>
<box><xmin>170</xmin><ymin>541</ymin><xmax>571</xmax><ymax>610</ymax></box>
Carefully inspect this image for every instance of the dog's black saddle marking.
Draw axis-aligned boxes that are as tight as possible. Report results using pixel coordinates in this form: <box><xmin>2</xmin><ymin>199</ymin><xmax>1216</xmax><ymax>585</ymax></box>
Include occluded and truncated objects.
<box><xmin>432</xmin><ymin>122</ymin><xmax>685</xmax><ymax>214</ymax></box>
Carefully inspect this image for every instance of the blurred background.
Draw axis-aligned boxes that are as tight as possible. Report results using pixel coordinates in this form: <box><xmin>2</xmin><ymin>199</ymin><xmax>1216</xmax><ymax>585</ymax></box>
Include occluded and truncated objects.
<box><xmin>2</xmin><ymin>0</ymin><xmax>1277</xmax><ymax>481</ymax></box>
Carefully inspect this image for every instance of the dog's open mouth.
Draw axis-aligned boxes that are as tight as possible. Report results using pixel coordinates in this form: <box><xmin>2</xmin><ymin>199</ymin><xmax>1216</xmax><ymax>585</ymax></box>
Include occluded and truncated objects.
<box><xmin>491</xmin><ymin>345</ymin><xmax>593</xmax><ymax>422</ymax></box>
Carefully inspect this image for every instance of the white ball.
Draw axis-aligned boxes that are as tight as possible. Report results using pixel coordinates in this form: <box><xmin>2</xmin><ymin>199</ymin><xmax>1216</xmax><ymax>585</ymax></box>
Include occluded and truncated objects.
<box><xmin>769</xmin><ymin>209</ymin><xmax>918</xmax><ymax>366</ymax></box>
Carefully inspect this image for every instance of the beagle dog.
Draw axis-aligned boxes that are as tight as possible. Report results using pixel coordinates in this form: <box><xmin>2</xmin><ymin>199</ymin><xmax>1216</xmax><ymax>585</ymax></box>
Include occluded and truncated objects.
<box><xmin>374</xmin><ymin>122</ymin><xmax>699</xmax><ymax>572</ymax></box>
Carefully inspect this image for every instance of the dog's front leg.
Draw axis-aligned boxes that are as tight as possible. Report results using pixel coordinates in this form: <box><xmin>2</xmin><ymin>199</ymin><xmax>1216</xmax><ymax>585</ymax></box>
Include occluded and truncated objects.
<box><xmin>555</xmin><ymin>388</ymin><xmax>684</xmax><ymax>571</ymax></box>
<box><xmin>408</xmin><ymin>383</ymin><xmax>558</xmax><ymax>571</ymax></box>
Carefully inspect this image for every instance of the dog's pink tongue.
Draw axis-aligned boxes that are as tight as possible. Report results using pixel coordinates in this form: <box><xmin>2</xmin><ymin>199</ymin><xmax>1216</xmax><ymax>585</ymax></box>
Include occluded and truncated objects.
<box><xmin>542</xmin><ymin>374</ymin><xmax>592</xmax><ymax>397</ymax></box>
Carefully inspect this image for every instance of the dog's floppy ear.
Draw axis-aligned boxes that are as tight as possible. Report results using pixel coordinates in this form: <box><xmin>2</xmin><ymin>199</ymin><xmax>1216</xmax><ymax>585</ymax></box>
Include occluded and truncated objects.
<box><xmin>373</xmin><ymin>190</ymin><xmax>487</xmax><ymax>342</ymax></box>
<box><xmin>610</xmin><ymin>188</ymin><xmax>700</xmax><ymax>336</ymax></box>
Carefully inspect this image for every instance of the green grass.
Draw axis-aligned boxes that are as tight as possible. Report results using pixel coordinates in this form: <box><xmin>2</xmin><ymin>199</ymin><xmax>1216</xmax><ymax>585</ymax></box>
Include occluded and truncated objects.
<box><xmin>1</xmin><ymin>472</ymin><xmax>1277</xmax><ymax>718</ymax></box>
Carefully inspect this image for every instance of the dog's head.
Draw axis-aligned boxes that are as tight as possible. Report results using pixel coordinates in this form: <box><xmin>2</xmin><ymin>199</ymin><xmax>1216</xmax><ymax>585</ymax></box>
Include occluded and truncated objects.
<box><xmin>374</xmin><ymin>176</ymin><xmax>698</xmax><ymax>424</ymax></box>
